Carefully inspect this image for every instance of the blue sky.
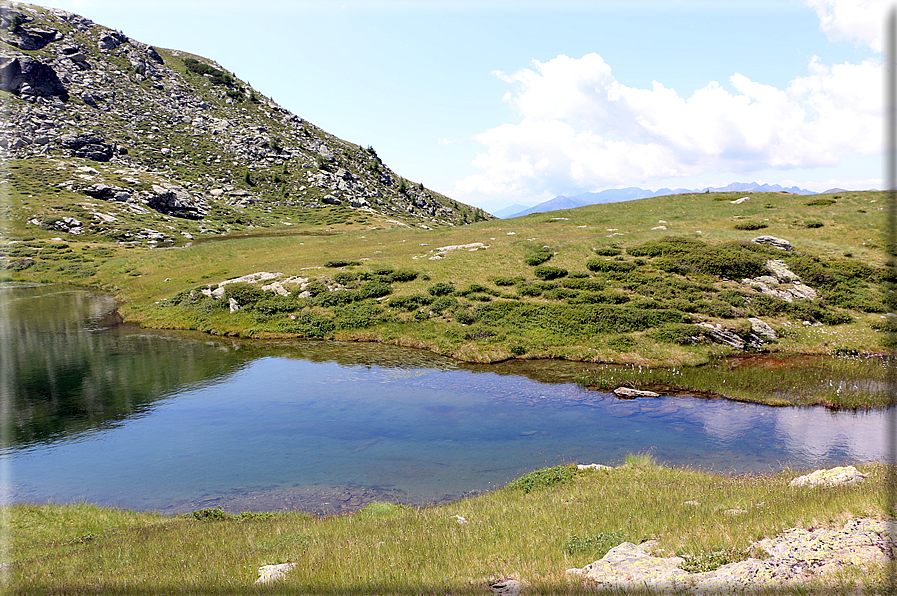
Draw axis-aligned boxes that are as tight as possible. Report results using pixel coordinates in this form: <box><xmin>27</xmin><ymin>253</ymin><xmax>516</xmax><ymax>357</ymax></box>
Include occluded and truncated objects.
<box><xmin>30</xmin><ymin>0</ymin><xmax>886</xmax><ymax>213</ymax></box>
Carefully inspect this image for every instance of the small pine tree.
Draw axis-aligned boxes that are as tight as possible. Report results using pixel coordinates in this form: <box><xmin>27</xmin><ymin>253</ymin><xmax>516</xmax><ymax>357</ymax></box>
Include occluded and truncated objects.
<box><xmin>242</xmin><ymin>170</ymin><xmax>253</xmax><ymax>186</ymax></box>
<box><xmin>398</xmin><ymin>179</ymin><xmax>407</xmax><ymax>194</ymax></box>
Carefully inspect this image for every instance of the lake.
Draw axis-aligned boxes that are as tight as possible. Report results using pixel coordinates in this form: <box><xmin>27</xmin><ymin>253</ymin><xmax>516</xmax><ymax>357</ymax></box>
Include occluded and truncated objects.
<box><xmin>3</xmin><ymin>285</ymin><xmax>890</xmax><ymax>515</ymax></box>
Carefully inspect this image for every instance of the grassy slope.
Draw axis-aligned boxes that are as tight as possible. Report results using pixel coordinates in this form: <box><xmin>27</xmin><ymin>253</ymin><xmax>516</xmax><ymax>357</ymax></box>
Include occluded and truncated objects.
<box><xmin>7</xmin><ymin>461</ymin><xmax>889</xmax><ymax>594</ymax></box>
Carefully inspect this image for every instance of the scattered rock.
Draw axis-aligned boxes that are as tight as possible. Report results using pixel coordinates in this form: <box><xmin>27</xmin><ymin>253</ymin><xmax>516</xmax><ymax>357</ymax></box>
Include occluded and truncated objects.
<box><xmin>723</xmin><ymin>508</ymin><xmax>747</xmax><ymax>516</ymax></box>
<box><xmin>255</xmin><ymin>562</ymin><xmax>298</xmax><ymax>584</ymax></box>
<box><xmin>3</xmin><ymin>26</ymin><xmax>63</xmax><ymax>51</ymax></box>
<box><xmin>730</xmin><ymin>197</ymin><xmax>750</xmax><ymax>204</ymax></box>
<box><xmin>228</xmin><ymin>298</ymin><xmax>240</xmax><ymax>313</ymax></box>
<box><xmin>577</xmin><ymin>463</ymin><xmax>614</xmax><ymax>471</ymax></box>
<box><xmin>60</xmin><ymin>132</ymin><xmax>114</xmax><ymax>161</ymax></box>
<box><xmin>789</xmin><ymin>466</ymin><xmax>866</xmax><ymax>487</ymax></box>
<box><xmin>752</xmin><ymin>236</ymin><xmax>793</xmax><ymax>251</ymax></box>
<box><xmin>684</xmin><ymin>500</ymin><xmax>701</xmax><ymax>506</ymax></box>
<box><xmin>613</xmin><ymin>387</ymin><xmax>660</xmax><ymax>399</ymax></box>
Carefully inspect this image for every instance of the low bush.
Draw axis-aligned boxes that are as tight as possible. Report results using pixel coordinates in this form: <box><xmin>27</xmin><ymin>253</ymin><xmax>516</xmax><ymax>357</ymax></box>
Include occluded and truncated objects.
<box><xmin>733</xmin><ymin>221</ymin><xmax>767</xmax><ymax>230</ymax></box>
<box><xmin>223</xmin><ymin>283</ymin><xmax>266</xmax><ymax>306</ymax></box>
<box><xmin>428</xmin><ymin>282</ymin><xmax>455</xmax><ymax>297</ymax></box>
<box><xmin>493</xmin><ymin>276</ymin><xmax>524</xmax><ymax>286</ymax></box>
<box><xmin>524</xmin><ymin>252</ymin><xmax>553</xmax><ymax>266</ymax></box>
<box><xmin>593</xmin><ymin>246</ymin><xmax>623</xmax><ymax>256</ymax></box>
<box><xmin>628</xmin><ymin>236</ymin><xmax>704</xmax><ymax>258</ymax></box>
<box><xmin>325</xmin><ymin>259</ymin><xmax>362</xmax><ymax>268</ymax></box>
<box><xmin>533</xmin><ymin>265</ymin><xmax>568</xmax><ymax>280</ymax></box>
<box><xmin>507</xmin><ymin>464</ymin><xmax>577</xmax><ymax>494</ymax></box>
<box><xmin>805</xmin><ymin>198</ymin><xmax>836</xmax><ymax>206</ymax></box>
<box><xmin>649</xmin><ymin>323</ymin><xmax>708</xmax><ymax>345</ymax></box>
<box><xmin>586</xmin><ymin>258</ymin><xmax>636</xmax><ymax>273</ymax></box>
<box><xmin>389</xmin><ymin>294</ymin><xmax>433</xmax><ymax>311</ymax></box>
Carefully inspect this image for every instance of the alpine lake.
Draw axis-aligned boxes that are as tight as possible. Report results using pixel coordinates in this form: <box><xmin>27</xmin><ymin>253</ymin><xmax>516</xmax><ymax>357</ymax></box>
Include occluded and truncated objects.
<box><xmin>3</xmin><ymin>285</ymin><xmax>890</xmax><ymax>516</ymax></box>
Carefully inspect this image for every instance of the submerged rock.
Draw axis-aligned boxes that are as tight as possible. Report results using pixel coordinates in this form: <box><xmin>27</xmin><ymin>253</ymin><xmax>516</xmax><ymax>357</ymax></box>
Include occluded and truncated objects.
<box><xmin>613</xmin><ymin>387</ymin><xmax>660</xmax><ymax>399</ymax></box>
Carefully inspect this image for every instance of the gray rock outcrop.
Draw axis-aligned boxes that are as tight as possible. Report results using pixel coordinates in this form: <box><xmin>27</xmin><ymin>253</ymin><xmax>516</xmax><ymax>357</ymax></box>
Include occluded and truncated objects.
<box><xmin>567</xmin><ymin>518</ymin><xmax>892</xmax><ymax>593</ymax></box>
<box><xmin>0</xmin><ymin>55</ymin><xmax>67</xmax><ymax>97</ymax></box>
<box><xmin>147</xmin><ymin>184</ymin><xmax>208</xmax><ymax>219</ymax></box>
<box><xmin>789</xmin><ymin>466</ymin><xmax>866</xmax><ymax>487</ymax></box>
<box><xmin>752</xmin><ymin>236</ymin><xmax>793</xmax><ymax>251</ymax></box>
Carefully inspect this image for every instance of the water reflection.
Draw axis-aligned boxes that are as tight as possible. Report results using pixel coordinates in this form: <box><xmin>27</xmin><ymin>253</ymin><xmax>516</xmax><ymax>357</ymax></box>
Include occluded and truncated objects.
<box><xmin>3</xmin><ymin>286</ymin><xmax>890</xmax><ymax>515</ymax></box>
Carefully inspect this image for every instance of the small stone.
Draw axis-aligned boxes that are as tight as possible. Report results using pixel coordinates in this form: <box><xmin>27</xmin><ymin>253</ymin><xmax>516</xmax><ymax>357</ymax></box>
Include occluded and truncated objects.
<box><xmin>752</xmin><ymin>235</ymin><xmax>793</xmax><ymax>251</ymax></box>
<box><xmin>491</xmin><ymin>578</ymin><xmax>525</xmax><ymax>595</ymax></box>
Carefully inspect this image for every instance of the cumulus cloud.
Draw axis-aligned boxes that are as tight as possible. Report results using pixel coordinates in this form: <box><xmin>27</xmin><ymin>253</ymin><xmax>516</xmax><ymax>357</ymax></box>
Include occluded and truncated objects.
<box><xmin>457</xmin><ymin>52</ymin><xmax>882</xmax><ymax>200</ymax></box>
<box><xmin>806</xmin><ymin>0</ymin><xmax>886</xmax><ymax>52</ymax></box>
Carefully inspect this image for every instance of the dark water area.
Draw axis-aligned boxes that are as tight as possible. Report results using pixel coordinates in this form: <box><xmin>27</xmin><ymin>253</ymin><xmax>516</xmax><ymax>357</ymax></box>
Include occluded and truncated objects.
<box><xmin>2</xmin><ymin>285</ymin><xmax>890</xmax><ymax>515</ymax></box>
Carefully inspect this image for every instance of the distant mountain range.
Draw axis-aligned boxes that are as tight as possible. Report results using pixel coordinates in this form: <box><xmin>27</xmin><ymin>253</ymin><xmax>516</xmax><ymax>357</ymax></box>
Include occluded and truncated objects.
<box><xmin>495</xmin><ymin>182</ymin><xmax>849</xmax><ymax>219</ymax></box>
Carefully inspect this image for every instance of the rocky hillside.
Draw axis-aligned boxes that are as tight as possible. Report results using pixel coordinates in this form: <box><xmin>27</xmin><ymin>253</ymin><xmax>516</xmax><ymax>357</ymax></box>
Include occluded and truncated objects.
<box><xmin>0</xmin><ymin>3</ymin><xmax>491</xmax><ymax>245</ymax></box>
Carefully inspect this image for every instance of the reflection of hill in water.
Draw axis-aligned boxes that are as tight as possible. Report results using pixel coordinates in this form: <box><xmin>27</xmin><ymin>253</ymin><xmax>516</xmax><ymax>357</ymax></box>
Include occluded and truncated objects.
<box><xmin>4</xmin><ymin>286</ymin><xmax>256</xmax><ymax>448</ymax></box>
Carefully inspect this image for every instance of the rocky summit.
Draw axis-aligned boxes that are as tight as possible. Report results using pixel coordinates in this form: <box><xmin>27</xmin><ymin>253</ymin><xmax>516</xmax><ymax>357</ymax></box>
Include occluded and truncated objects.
<box><xmin>1</xmin><ymin>3</ymin><xmax>491</xmax><ymax>245</ymax></box>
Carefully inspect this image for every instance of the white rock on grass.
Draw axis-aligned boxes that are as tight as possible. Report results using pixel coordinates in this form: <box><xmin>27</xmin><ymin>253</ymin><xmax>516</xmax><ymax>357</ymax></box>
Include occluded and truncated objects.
<box><xmin>788</xmin><ymin>465</ymin><xmax>866</xmax><ymax>487</ymax></box>
<box><xmin>255</xmin><ymin>562</ymin><xmax>299</xmax><ymax>584</ymax></box>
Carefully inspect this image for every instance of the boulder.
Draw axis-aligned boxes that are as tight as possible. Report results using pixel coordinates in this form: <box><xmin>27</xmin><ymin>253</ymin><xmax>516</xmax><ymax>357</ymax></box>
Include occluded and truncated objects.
<box><xmin>490</xmin><ymin>578</ymin><xmax>525</xmax><ymax>595</ymax></box>
<box><xmin>82</xmin><ymin>183</ymin><xmax>133</xmax><ymax>201</ymax></box>
<box><xmin>789</xmin><ymin>466</ymin><xmax>866</xmax><ymax>487</ymax></box>
<box><xmin>567</xmin><ymin>542</ymin><xmax>689</xmax><ymax>591</ymax></box>
<box><xmin>752</xmin><ymin>236</ymin><xmax>793</xmax><ymax>251</ymax></box>
<box><xmin>765</xmin><ymin>259</ymin><xmax>801</xmax><ymax>283</ymax></box>
<box><xmin>0</xmin><ymin>55</ymin><xmax>67</xmax><ymax>98</ymax></box>
<box><xmin>60</xmin><ymin>133</ymin><xmax>114</xmax><ymax>161</ymax></box>
<box><xmin>730</xmin><ymin>197</ymin><xmax>750</xmax><ymax>204</ymax></box>
<box><xmin>748</xmin><ymin>317</ymin><xmax>777</xmax><ymax>340</ymax></box>
<box><xmin>255</xmin><ymin>562</ymin><xmax>298</xmax><ymax>584</ymax></box>
<box><xmin>147</xmin><ymin>185</ymin><xmax>208</xmax><ymax>219</ymax></box>
<box><xmin>696</xmin><ymin>322</ymin><xmax>745</xmax><ymax>349</ymax></box>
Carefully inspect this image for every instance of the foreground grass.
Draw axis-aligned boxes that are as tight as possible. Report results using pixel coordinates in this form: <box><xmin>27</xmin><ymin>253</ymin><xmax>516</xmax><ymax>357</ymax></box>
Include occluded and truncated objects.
<box><xmin>7</xmin><ymin>461</ymin><xmax>890</xmax><ymax>594</ymax></box>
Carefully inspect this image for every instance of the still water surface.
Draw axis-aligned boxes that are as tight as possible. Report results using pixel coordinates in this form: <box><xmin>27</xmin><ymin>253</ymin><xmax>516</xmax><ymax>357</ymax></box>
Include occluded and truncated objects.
<box><xmin>3</xmin><ymin>285</ymin><xmax>889</xmax><ymax>514</ymax></box>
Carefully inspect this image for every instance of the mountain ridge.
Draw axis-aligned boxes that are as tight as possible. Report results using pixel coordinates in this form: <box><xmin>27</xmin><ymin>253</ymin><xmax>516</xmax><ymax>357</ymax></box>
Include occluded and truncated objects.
<box><xmin>1</xmin><ymin>2</ymin><xmax>491</xmax><ymax>245</ymax></box>
<box><xmin>501</xmin><ymin>182</ymin><xmax>845</xmax><ymax>218</ymax></box>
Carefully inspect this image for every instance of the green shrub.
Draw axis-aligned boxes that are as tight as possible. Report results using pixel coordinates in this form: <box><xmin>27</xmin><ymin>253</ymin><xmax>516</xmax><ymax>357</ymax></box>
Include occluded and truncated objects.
<box><xmin>508</xmin><ymin>465</ymin><xmax>577</xmax><ymax>494</ymax></box>
<box><xmin>607</xmin><ymin>335</ymin><xmax>636</xmax><ymax>351</ymax></box>
<box><xmin>593</xmin><ymin>246</ymin><xmax>623</xmax><ymax>256</ymax></box>
<box><xmin>325</xmin><ymin>259</ymin><xmax>362</xmax><ymax>268</ymax></box>
<box><xmin>387</xmin><ymin>268</ymin><xmax>418</xmax><ymax>283</ymax></box>
<box><xmin>430</xmin><ymin>296</ymin><xmax>458</xmax><ymax>313</ymax></box>
<box><xmin>680</xmin><ymin>549</ymin><xmax>747</xmax><ymax>573</ymax></box>
<box><xmin>804</xmin><ymin>220</ymin><xmax>824</xmax><ymax>228</ymax></box>
<box><xmin>191</xmin><ymin>507</ymin><xmax>232</xmax><ymax>521</ymax></box>
<box><xmin>300</xmin><ymin>280</ymin><xmax>328</xmax><ymax>297</ymax></box>
<box><xmin>454</xmin><ymin>309</ymin><xmax>476</xmax><ymax>325</ymax></box>
<box><xmin>649</xmin><ymin>323</ymin><xmax>708</xmax><ymax>345</ymax></box>
<box><xmin>533</xmin><ymin>265</ymin><xmax>568</xmax><ymax>280</ymax></box>
<box><xmin>542</xmin><ymin>287</ymin><xmax>579</xmax><ymax>301</ymax></box>
<box><xmin>389</xmin><ymin>294</ymin><xmax>434</xmax><ymax>311</ymax></box>
<box><xmin>333</xmin><ymin>271</ymin><xmax>358</xmax><ymax>286</ymax></box>
<box><xmin>568</xmin><ymin>291</ymin><xmax>630</xmax><ymax>305</ymax></box>
<box><xmin>516</xmin><ymin>283</ymin><xmax>542</xmax><ymax>297</ymax></box>
<box><xmin>586</xmin><ymin>258</ymin><xmax>636</xmax><ymax>273</ymax></box>
<box><xmin>628</xmin><ymin>236</ymin><xmax>704</xmax><ymax>258</ymax></box>
<box><xmin>357</xmin><ymin>281</ymin><xmax>392</xmax><ymax>299</ymax></box>
<box><xmin>493</xmin><ymin>276</ymin><xmax>524</xmax><ymax>286</ymax></box>
<box><xmin>805</xmin><ymin>198</ymin><xmax>836</xmax><ymax>206</ymax></box>
<box><xmin>428</xmin><ymin>282</ymin><xmax>455</xmax><ymax>296</ymax></box>
<box><xmin>223</xmin><ymin>282</ymin><xmax>266</xmax><ymax>306</ymax></box>
<box><xmin>333</xmin><ymin>302</ymin><xmax>390</xmax><ymax>330</ymax></box>
<box><xmin>250</xmin><ymin>295</ymin><xmax>298</xmax><ymax>315</ymax></box>
<box><xmin>733</xmin><ymin>221</ymin><xmax>767</xmax><ymax>230</ymax></box>
<box><xmin>562</xmin><ymin>277</ymin><xmax>605</xmax><ymax>291</ymax></box>
<box><xmin>279</xmin><ymin>312</ymin><xmax>334</xmax><ymax>337</ymax></box>
<box><xmin>510</xmin><ymin>344</ymin><xmax>526</xmax><ymax>356</ymax></box>
<box><xmin>524</xmin><ymin>252</ymin><xmax>553</xmax><ymax>266</ymax></box>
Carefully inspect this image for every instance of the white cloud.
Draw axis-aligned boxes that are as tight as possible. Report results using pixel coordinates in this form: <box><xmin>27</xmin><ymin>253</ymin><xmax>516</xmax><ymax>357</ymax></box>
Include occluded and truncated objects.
<box><xmin>806</xmin><ymin>0</ymin><xmax>886</xmax><ymax>52</ymax></box>
<box><xmin>458</xmin><ymin>52</ymin><xmax>882</xmax><ymax>200</ymax></box>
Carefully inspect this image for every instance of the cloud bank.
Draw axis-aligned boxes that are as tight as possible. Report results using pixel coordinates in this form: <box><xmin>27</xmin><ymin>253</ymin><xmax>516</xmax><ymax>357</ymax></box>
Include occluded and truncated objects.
<box><xmin>459</xmin><ymin>2</ymin><xmax>885</xmax><ymax>201</ymax></box>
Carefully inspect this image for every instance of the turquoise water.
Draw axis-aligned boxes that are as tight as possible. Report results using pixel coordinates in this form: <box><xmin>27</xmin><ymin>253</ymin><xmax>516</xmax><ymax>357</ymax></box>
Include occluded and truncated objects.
<box><xmin>3</xmin><ymin>286</ymin><xmax>890</xmax><ymax>514</ymax></box>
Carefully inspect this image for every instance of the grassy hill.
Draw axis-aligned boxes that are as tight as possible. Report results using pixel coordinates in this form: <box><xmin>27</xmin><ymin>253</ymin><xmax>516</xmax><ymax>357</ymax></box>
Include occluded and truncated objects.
<box><xmin>4</xmin><ymin>188</ymin><xmax>892</xmax><ymax>403</ymax></box>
